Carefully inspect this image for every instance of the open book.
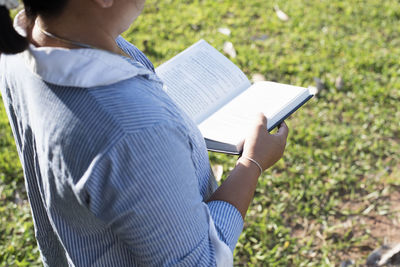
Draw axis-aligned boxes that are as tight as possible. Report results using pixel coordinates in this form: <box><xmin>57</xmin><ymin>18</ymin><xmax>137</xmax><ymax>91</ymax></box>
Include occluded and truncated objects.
<box><xmin>156</xmin><ymin>40</ymin><xmax>313</xmax><ymax>154</ymax></box>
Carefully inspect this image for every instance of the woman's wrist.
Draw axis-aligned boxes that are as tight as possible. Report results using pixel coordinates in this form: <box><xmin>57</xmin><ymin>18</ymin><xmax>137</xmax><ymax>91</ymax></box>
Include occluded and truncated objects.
<box><xmin>236</xmin><ymin>156</ymin><xmax>262</xmax><ymax>178</ymax></box>
<box><xmin>237</xmin><ymin>156</ymin><xmax>263</xmax><ymax>176</ymax></box>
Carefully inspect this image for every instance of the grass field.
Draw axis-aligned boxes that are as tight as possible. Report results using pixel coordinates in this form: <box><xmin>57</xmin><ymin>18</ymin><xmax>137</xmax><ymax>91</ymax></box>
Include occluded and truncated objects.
<box><xmin>1</xmin><ymin>0</ymin><xmax>400</xmax><ymax>266</ymax></box>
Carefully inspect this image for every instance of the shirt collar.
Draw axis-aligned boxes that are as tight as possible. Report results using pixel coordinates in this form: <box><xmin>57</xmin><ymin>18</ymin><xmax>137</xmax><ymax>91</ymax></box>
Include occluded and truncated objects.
<box><xmin>14</xmin><ymin>11</ymin><xmax>155</xmax><ymax>88</ymax></box>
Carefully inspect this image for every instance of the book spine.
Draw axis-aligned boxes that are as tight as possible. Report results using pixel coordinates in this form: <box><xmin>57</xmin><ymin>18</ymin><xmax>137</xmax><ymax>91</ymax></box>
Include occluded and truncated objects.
<box><xmin>267</xmin><ymin>94</ymin><xmax>313</xmax><ymax>131</ymax></box>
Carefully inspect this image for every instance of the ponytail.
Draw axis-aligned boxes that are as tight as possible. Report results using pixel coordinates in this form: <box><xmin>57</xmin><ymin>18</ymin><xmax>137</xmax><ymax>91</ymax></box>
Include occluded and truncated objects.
<box><xmin>0</xmin><ymin>0</ymin><xmax>69</xmax><ymax>54</ymax></box>
<box><xmin>0</xmin><ymin>6</ymin><xmax>28</xmax><ymax>54</ymax></box>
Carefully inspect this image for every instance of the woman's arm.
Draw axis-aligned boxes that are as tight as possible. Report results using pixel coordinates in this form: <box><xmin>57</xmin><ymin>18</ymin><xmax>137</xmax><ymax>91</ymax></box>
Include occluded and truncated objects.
<box><xmin>81</xmin><ymin>114</ymin><xmax>287</xmax><ymax>266</ymax></box>
<box><xmin>82</xmin><ymin>122</ymin><xmax>242</xmax><ymax>266</ymax></box>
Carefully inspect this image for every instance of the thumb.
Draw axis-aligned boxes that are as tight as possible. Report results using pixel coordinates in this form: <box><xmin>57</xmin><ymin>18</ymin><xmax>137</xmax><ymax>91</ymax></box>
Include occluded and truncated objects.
<box><xmin>254</xmin><ymin>113</ymin><xmax>268</xmax><ymax>129</ymax></box>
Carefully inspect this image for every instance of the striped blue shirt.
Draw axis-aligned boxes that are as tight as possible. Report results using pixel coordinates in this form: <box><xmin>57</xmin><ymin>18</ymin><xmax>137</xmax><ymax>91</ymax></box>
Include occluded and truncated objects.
<box><xmin>0</xmin><ymin>12</ymin><xmax>243</xmax><ymax>266</ymax></box>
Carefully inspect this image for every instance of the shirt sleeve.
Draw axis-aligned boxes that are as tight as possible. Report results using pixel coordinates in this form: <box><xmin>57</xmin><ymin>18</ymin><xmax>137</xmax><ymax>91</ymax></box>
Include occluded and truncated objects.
<box><xmin>80</xmin><ymin>122</ymin><xmax>243</xmax><ymax>266</ymax></box>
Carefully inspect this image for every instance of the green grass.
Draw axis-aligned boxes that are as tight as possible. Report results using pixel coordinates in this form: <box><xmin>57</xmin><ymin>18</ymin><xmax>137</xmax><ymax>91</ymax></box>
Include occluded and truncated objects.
<box><xmin>1</xmin><ymin>0</ymin><xmax>400</xmax><ymax>265</ymax></box>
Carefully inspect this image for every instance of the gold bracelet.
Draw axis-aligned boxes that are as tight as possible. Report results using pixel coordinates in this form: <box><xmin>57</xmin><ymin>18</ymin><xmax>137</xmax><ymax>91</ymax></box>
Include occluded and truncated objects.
<box><xmin>241</xmin><ymin>156</ymin><xmax>263</xmax><ymax>175</ymax></box>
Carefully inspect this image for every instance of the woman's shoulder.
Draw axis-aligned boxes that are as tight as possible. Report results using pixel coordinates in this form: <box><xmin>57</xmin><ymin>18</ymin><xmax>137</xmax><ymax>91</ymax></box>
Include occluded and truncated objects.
<box><xmin>116</xmin><ymin>36</ymin><xmax>155</xmax><ymax>72</ymax></box>
<box><xmin>88</xmin><ymin>75</ymin><xmax>187</xmax><ymax>134</ymax></box>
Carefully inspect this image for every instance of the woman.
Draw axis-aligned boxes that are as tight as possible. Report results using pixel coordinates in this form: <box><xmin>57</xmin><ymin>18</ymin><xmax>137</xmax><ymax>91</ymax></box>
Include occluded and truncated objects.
<box><xmin>0</xmin><ymin>0</ymin><xmax>289</xmax><ymax>266</ymax></box>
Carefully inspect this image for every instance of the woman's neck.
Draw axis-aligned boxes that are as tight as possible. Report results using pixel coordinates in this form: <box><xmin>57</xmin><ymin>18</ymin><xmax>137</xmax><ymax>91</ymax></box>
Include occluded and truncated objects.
<box><xmin>34</xmin><ymin>19</ymin><xmax>117</xmax><ymax>50</ymax></box>
<box><xmin>26</xmin><ymin>0</ymin><xmax>143</xmax><ymax>57</ymax></box>
<box><xmin>30</xmin><ymin>4</ymin><xmax>123</xmax><ymax>56</ymax></box>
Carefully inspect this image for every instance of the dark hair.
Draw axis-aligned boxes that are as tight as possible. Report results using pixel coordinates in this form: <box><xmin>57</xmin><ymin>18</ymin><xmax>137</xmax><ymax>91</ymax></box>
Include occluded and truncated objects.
<box><xmin>0</xmin><ymin>6</ymin><xmax>28</xmax><ymax>54</ymax></box>
<box><xmin>0</xmin><ymin>0</ymin><xmax>68</xmax><ymax>55</ymax></box>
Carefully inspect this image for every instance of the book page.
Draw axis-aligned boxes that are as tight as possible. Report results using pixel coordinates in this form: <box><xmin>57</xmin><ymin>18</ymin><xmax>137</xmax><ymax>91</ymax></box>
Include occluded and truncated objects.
<box><xmin>198</xmin><ymin>81</ymin><xmax>311</xmax><ymax>146</ymax></box>
<box><xmin>156</xmin><ymin>40</ymin><xmax>251</xmax><ymax>124</ymax></box>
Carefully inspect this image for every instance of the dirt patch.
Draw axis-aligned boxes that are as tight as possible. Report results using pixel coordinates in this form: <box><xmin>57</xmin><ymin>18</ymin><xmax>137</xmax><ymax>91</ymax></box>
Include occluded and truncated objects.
<box><xmin>366</xmin><ymin>190</ymin><xmax>400</xmax><ymax>244</ymax></box>
<box><xmin>291</xmin><ymin>188</ymin><xmax>400</xmax><ymax>264</ymax></box>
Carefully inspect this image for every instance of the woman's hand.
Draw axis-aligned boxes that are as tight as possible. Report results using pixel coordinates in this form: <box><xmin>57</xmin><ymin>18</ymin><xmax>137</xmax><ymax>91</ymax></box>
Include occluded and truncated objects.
<box><xmin>241</xmin><ymin>113</ymin><xmax>289</xmax><ymax>171</ymax></box>
<box><xmin>207</xmin><ymin>113</ymin><xmax>289</xmax><ymax>219</ymax></box>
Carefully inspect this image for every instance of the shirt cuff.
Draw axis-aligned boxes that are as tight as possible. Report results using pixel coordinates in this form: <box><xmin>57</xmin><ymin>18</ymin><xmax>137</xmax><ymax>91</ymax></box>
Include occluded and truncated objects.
<box><xmin>207</xmin><ymin>200</ymin><xmax>244</xmax><ymax>252</ymax></box>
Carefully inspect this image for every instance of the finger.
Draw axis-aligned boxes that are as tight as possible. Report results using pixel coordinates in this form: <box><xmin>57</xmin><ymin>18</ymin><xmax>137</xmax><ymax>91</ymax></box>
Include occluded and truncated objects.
<box><xmin>252</xmin><ymin>113</ymin><xmax>269</xmax><ymax>133</ymax></box>
<box><xmin>274</xmin><ymin>121</ymin><xmax>289</xmax><ymax>139</ymax></box>
<box><xmin>255</xmin><ymin>112</ymin><xmax>267</xmax><ymax>127</ymax></box>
